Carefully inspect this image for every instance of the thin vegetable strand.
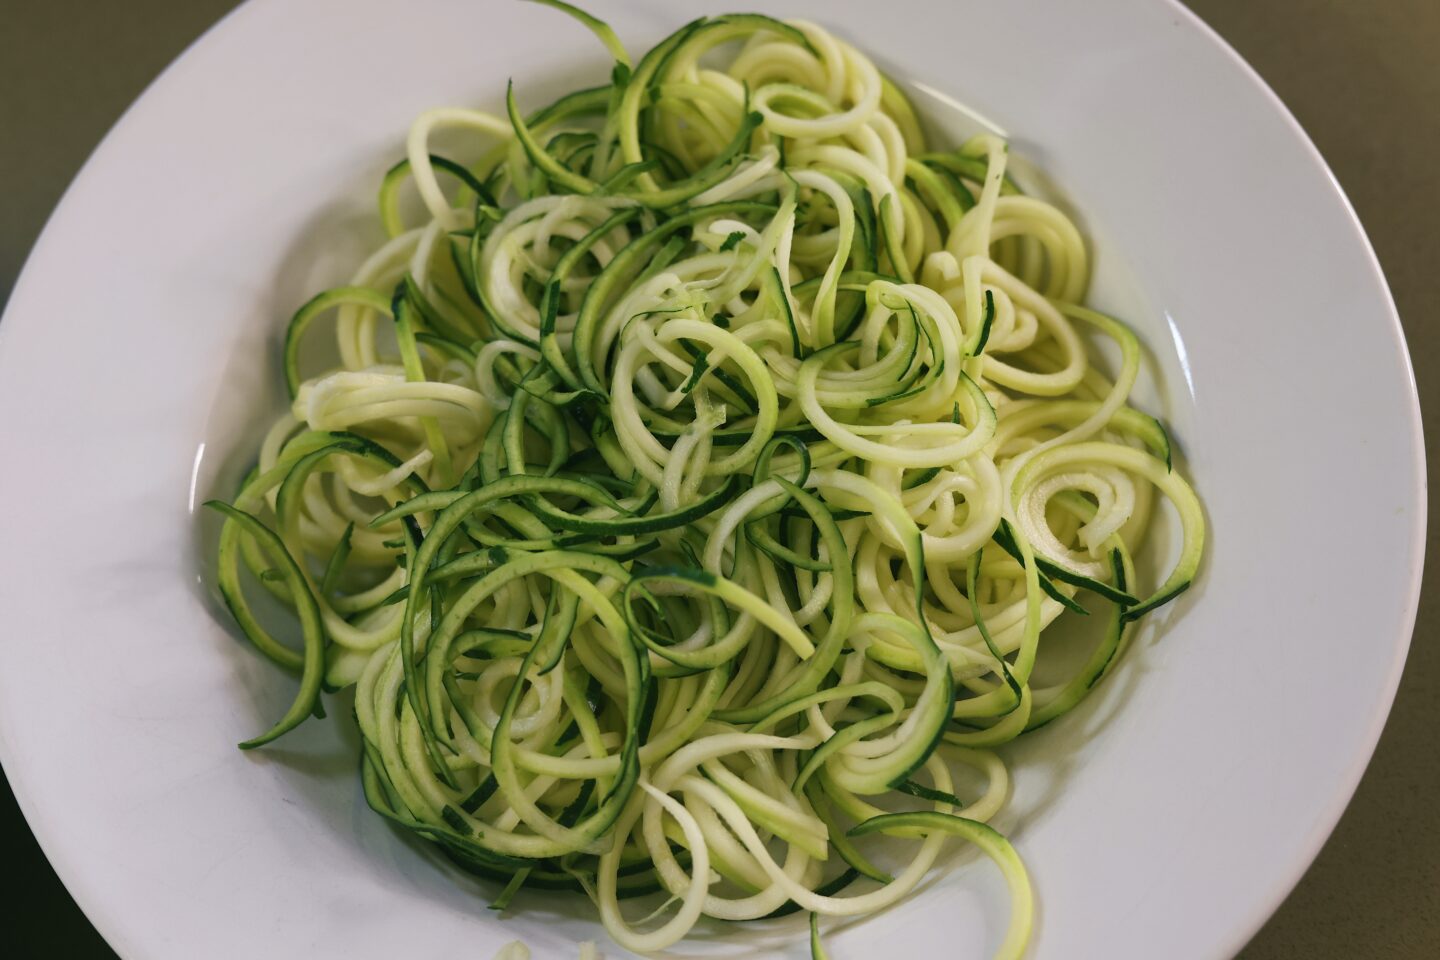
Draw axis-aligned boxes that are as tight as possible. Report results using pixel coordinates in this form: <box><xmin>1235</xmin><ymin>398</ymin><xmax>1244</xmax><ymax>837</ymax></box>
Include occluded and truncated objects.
<box><xmin>210</xmin><ymin>6</ymin><xmax>1205</xmax><ymax>957</ymax></box>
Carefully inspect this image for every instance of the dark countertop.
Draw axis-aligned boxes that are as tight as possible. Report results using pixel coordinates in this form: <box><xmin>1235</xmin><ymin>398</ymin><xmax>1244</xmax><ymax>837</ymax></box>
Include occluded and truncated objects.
<box><xmin>2</xmin><ymin>1</ymin><xmax>1435</xmax><ymax>956</ymax></box>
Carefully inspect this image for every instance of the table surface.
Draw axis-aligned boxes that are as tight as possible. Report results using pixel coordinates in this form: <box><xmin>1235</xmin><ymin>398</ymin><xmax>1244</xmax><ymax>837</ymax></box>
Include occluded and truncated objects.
<box><xmin>2</xmin><ymin>1</ymin><xmax>1436</xmax><ymax>956</ymax></box>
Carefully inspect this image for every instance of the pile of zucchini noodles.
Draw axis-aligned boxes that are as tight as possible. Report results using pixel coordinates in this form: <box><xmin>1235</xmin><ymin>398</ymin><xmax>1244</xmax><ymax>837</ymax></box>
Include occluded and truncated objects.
<box><xmin>209</xmin><ymin>4</ymin><xmax>1204</xmax><ymax>957</ymax></box>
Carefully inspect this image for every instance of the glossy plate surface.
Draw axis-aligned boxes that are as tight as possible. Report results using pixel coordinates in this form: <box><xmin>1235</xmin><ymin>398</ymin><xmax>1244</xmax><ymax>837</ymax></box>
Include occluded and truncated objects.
<box><xmin>0</xmin><ymin>1</ymin><xmax>1423</xmax><ymax>957</ymax></box>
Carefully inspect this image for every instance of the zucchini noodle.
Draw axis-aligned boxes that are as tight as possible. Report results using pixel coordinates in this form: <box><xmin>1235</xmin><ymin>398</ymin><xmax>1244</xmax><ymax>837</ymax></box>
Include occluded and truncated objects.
<box><xmin>208</xmin><ymin>4</ymin><xmax>1205</xmax><ymax>957</ymax></box>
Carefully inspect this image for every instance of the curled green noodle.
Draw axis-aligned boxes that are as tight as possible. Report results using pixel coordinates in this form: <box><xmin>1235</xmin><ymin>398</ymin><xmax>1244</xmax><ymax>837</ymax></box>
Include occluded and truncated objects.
<box><xmin>209</xmin><ymin>6</ymin><xmax>1206</xmax><ymax>958</ymax></box>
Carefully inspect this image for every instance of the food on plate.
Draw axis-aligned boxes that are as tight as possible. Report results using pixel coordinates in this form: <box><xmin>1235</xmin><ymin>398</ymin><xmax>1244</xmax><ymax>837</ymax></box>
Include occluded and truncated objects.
<box><xmin>207</xmin><ymin>4</ymin><xmax>1205</xmax><ymax>956</ymax></box>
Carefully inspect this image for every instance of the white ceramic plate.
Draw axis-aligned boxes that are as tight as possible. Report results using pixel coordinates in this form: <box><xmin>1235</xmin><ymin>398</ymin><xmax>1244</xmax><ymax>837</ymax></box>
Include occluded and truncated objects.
<box><xmin>0</xmin><ymin>1</ymin><xmax>1423</xmax><ymax>957</ymax></box>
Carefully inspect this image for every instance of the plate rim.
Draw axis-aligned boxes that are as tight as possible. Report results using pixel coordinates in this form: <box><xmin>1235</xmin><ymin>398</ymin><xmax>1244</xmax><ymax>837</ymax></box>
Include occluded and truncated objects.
<box><xmin>1167</xmin><ymin>2</ymin><xmax>1425</xmax><ymax>951</ymax></box>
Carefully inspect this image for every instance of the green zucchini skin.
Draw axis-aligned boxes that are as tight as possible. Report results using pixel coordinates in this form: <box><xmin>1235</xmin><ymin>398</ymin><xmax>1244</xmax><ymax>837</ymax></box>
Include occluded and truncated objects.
<box><xmin>207</xmin><ymin>5</ymin><xmax>1206</xmax><ymax>956</ymax></box>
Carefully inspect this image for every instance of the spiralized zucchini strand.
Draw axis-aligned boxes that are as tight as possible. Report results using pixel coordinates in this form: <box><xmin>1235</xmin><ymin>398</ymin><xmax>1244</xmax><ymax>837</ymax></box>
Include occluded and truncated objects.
<box><xmin>210</xmin><ymin>6</ymin><xmax>1205</xmax><ymax>958</ymax></box>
